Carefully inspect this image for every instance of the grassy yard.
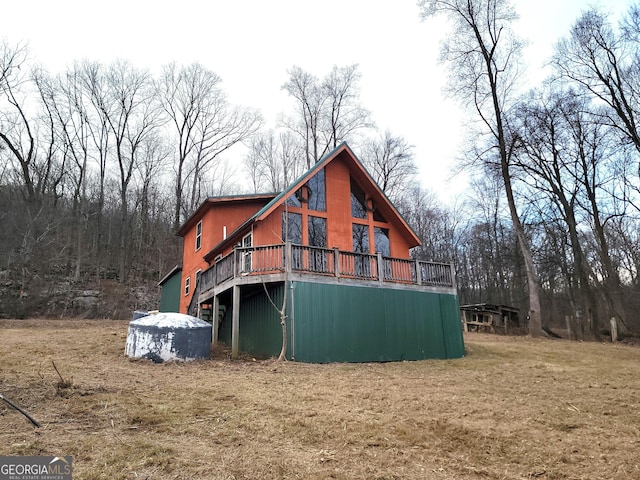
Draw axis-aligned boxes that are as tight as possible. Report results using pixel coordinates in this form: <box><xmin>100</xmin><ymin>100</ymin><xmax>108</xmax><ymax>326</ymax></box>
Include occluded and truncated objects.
<box><xmin>1</xmin><ymin>319</ymin><xmax>639</xmax><ymax>479</ymax></box>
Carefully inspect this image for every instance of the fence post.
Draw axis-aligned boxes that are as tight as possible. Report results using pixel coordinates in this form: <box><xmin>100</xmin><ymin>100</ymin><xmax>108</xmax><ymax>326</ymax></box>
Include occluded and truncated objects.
<box><xmin>415</xmin><ymin>259</ymin><xmax>422</xmax><ymax>285</ymax></box>
<box><xmin>333</xmin><ymin>247</ymin><xmax>340</xmax><ymax>278</ymax></box>
<box><xmin>377</xmin><ymin>253</ymin><xmax>384</xmax><ymax>283</ymax></box>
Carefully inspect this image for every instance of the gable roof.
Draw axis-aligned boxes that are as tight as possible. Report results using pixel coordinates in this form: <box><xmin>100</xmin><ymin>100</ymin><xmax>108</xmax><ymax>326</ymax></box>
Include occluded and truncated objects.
<box><xmin>202</xmin><ymin>142</ymin><xmax>421</xmax><ymax>263</ymax></box>
<box><xmin>176</xmin><ymin>193</ymin><xmax>277</xmax><ymax>237</ymax></box>
<box><xmin>158</xmin><ymin>264</ymin><xmax>182</xmax><ymax>286</ymax></box>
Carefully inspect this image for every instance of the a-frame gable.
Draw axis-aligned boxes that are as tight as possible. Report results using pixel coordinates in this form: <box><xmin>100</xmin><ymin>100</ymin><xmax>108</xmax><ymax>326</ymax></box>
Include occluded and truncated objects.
<box><xmin>202</xmin><ymin>142</ymin><xmax>422</xmax><ymax>263</ymax></box>
<box><xmin>255</xmin><ymin>142</ymin><xmax>422</xmax><ymax>248</ymax></box>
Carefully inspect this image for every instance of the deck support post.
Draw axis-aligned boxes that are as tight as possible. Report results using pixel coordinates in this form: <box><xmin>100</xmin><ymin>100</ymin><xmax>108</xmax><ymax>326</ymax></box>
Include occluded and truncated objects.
<box><xmin>212</xmin><ymin>294</ymin><xmax>220</xmax><ymax>346</ymax></box>
<box><xmin>415</xmin><ymin>260</ymin><xmax>422</xmax><ymax>285</ymax></box>
<box><xmin>377</xmin><ymin>253</ymin><xmax>384</xmax><ymax>284</ymax></box>
<box><xmin>231</xmin><ymin>285</ymin><xmax>240</xmax><ymax>359</ymax></box>
<box><xmin>333</xmin><ymin>247</ymin><xmax>340</xmax><ymax>278</ymax></box>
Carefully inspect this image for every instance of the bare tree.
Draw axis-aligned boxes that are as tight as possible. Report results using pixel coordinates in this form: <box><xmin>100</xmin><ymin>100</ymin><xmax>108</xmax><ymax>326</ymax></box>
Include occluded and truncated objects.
<box><xmin>419</xmin><ymin>0</ymin><xmax>545</xmax><ymax>336</ymax></box>
<box><xmin>244</xmin><ymin>130</ymin><xmax>303</xmax><ymax>192</ymax></box>
<box><xmin>92</xmin><ymin>60</ymin><xmax>160</xmax><ymax>282</ymax></box>
<box><xmin>513</xmin><ymin>88</ymin><xmax>600</xmax><ymax>337</ymax></box>
<box><xmin>323</xmin><ymin>64</ymin><xmax>373</xmax><ymax>149</ymax></box>
<box><xmin>360</xmin><ymin>130</ymin><xmax>417</xmax><ymax>203</ymax></box>
<box><xmin>281</xmin><ymin>66</ymin><xmax>324</xmax><ymax>168</ymax></box>
<box><xmin>281</xmin><ymin>64</ymin><xmax>372</xmax><ymax>167</ymax></box>
<box><xmin>554</xmin><ymin>6</ymin><xmax>640</xmax><ymax>176</ymax></box>
<box><xmin>0</xmin><ymin>41</ymin><xmax>37</xmax><ymax>202</ymax></box>
<box><xmin>156</xmin><ymin>62</ymin><xmax>262</xmax><ymax>229</ymax></box>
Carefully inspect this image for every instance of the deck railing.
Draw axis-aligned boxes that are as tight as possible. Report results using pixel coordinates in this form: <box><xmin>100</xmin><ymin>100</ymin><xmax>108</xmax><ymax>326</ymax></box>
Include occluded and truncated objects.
<box><xmin>199</xmin><ymin>242</ymin><xmax>455</xmax><ymax>293</ymax></box>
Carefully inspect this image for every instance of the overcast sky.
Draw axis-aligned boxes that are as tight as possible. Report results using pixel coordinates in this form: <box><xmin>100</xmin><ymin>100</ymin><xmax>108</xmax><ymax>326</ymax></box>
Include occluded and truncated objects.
<box><xmin>2</xmin><ymin>0</ymin><xmax>633</xmax><ymax>200</ymax></box>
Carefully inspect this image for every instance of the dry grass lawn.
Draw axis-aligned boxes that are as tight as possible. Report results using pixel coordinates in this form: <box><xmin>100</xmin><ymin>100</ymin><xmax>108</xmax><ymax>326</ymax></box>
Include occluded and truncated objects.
<box><xmin>1</xmin><ymin>319</ymin><xmax>639</xmax><ymax>480</ymax></box>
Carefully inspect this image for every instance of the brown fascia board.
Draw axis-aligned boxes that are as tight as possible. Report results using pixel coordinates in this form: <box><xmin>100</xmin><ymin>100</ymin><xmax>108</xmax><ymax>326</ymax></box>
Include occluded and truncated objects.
<box><xmin>176</xmin><ymin>193</ymin><xmax>277</xmax><ymax>237</ymax></box>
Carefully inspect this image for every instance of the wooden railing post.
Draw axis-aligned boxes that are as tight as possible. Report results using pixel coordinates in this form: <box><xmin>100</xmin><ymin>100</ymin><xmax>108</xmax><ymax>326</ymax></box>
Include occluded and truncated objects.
<box><xmin>377</xmin><ymin>253</ymin><xmax>384</xmax><ymax>284</ymax></box>
<box><xmin>449</xmin><ymin>263</ymin><xmax>457</xmax><ymax>290</ymax></box>
<box><xmin>415</xmin><ymin>259</ymin><xmax>422</xmax><ymax>285</ymax></box>
<box><xmin>233</xmin><ymin>247</ymin><xmax>238</xmax><ymax>278</ymax></box>
<box><xmin>333</xmin><ymin>247</ymin><xmax>340</xmax><ymax>278</ymax></box>
<box><xmin>285</xmin><ymin>241</ymin><xmax>292</xmax><ymax>274</ymax></box>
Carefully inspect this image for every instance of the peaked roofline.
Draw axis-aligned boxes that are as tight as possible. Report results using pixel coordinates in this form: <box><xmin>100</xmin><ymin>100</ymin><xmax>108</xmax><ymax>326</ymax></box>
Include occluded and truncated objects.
<box><xmin>254</xmin><ymin>143</ymin><xmax>421</xmax><ymax>247</ymax></box>
<box><xmin>176</xmin><ymin>193</ymin><xmax>277</xmax><ymax>237</ymax></box>
<box><xmin>202</xmin><ymin>142</ymin><xmax>421</xmax><ymax>263</ymax></box>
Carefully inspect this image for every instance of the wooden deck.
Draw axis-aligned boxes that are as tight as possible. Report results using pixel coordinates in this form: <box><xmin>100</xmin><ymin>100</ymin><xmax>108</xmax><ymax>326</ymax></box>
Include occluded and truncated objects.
<box><xmin>195</xmin><ymin>242</ymin><xmax>455</xmax><ymax>304</ymax></box>
<box><xmin>189</xmin><ymin>242</ymin><xmax>457</xmax><ymax>358</ymax></box>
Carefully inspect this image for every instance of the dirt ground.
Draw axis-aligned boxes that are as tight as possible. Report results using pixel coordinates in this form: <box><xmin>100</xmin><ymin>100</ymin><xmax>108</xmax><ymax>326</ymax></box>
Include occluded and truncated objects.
<box><xmin>1</xmin><ymin>319</ymin><xmax>639</xmax><ymax>480</ymax></box>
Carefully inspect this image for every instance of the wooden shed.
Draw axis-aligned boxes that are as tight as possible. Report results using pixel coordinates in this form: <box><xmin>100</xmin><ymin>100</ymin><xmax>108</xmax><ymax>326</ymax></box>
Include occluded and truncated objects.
<box><xmin>460</xmin><ymin>303</ymin><xmax>520</xmax><ymax>333</ymax></box>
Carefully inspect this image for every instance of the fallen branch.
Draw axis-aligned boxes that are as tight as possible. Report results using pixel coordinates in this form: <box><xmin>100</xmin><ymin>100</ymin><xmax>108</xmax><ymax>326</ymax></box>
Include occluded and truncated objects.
<box><xmin>0</xmin><ymin>393</ymin><xmax>41</xmax><ymax>427</ymax></box>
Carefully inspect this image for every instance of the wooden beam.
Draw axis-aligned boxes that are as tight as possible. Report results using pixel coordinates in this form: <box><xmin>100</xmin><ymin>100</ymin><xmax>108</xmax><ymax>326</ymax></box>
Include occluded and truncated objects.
<box><xmin>231</xmin><ymin>285</ymin><xmax>240</xmax><ymax>359</ymax></box>
<box><xmin>212</xmin><ymin>294</ymin><xmax>219</xmax><ymax>346</ymax></box>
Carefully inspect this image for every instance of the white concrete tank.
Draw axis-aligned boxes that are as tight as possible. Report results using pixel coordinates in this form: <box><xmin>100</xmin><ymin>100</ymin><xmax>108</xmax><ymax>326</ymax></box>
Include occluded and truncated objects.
<box><xmin>125</xmin><ymin>312</ymin><xmax>211</xmax><ymax>363</ymax></box>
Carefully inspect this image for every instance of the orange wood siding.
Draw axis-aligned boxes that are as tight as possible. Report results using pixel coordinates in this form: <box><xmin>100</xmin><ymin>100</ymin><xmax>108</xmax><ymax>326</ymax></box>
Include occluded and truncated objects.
<box><xmin>251</xmin><ymin>155</ymin><xmax>412</xmax><ymax>258</ymax></box>
<box><xmin>179</xmin><ymin>199</ymin><xmax>270</xmax><ymax>313</ymax></box>
<box><xmin>326</xmin><ymin>157</ymin><xmax>352</xmax><ymax>250</ymax></box>
<box><xmin>178</xmin><ymin>145</ymin><xmax>417</xmax><ymax>313</ymax></box>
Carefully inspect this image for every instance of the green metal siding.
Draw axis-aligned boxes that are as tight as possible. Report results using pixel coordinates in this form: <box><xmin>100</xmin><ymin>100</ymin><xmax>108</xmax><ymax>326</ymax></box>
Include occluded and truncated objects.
<box><xmin>290</xmin><ymin>281</ymin><xmax>464</xmax><ymax>363</ymax></box>
<box><xmin>218</xmin><ymin>280</ymin><xmax>464</xmax><ymax>363</ymax></box>
<box><xmin>159</xmin><ymin>271</ymin><xmax>181</xmax><ymax>313</ymax></box>
<box><xmin>218</xmin><ymin>284</ymin><xmax>288</xmax><ymax>359</ymax></box>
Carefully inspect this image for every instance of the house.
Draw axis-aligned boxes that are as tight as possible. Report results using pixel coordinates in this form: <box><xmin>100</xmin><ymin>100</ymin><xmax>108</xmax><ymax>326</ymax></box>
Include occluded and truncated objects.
<box><xmin>172</xmin><ymin>142</ymin><xmax>464</xmax><ymax>363</ymax></box>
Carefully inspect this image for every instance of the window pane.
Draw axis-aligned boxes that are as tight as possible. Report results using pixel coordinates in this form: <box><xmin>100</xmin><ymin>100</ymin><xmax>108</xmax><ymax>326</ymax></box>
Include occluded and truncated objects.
<box><xmin>196</xmin><ymin>221</ymin><xmax>202</xmax><ymax>250</ymax></box>
<box><xmin>352</xmin><ymin>224</ymin><xmax>369</xmax><ymax>253</ymax></box>
<box><xmin>282</xmin><ymin>212</ymin><xmax>302</xmax><ymax>244</ymax></box>
<box><xmin>307</xmin><ymin>168</ymin><xmax>326</xmax><ymax>212</ymax></box>
<box><xmin>351</xmin><ymin>179</ymin><xmax>367</xmax><ymax>218</ymax></box>
<box><xmin>374</xmin><ymin>227</ymin><xmax>390</xmax><ymax>256</ymax></box>
<box><xmin>308</xmin><ymin>216</ymin><xmax>327</xmax><ymax>247</ymax></box>
<box><xmin>285</xmin><ymin>191</ymin><xmax>302</xmax><ymax>208</ymax></box>
<box><xmin>372</xmin><ymin>204</ymin><xmax>387</xmax><ymax>223</ymax></box>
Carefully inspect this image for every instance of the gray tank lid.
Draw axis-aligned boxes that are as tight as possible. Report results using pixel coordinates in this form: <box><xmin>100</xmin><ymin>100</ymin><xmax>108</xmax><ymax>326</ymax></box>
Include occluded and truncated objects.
<box><xmin>130</xmin><ymin>312</ymin><xmax>210</xmax><ymax>329</ymax></box>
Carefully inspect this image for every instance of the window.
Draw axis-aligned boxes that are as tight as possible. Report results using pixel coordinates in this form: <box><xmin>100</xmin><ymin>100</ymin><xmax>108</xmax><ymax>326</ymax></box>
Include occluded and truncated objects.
<box><xmin>308</xmin><ymin>216</ymin><xmax>327</xmax><ymax>247</ymax></box>
<box><xmin>195</xmin><ymin>269</ymin><xmax>202</xmax><ymax>288</ymax></box>
<box><xmin>285</xmin><ymin>167</ymin><xmax>326</xmax><ymax>212</ymax></box>
<box><xmin>374</xmin><ymin>228</ymin><xmax>390</xmax><ymax>256</ymax></box>
<box><xmin>308</xmin><ymin>216</ymin><xmax>328</xmax><ymax>272</ymax></box>
<box><xmin>285</xmin><ymin>191</ymin><xmax>302</xmax><ymax>208</ymax></box>
<box><xmin>282</xmin><ymin>212</ymin><xmax>302</xmax><ymax>244</ymax></box>
<box><xmin>352</xmin><ymin>224</ymin><xmax>369</xmax><ymax>253</ymax></box>
<box><xmin>184</xmin><ymin>276</ymin><xmax>191</xmax><ymax>296</ymax></box>
<box><xmin>372</xmin><ymin>202</ymin><xmax>387</xmax><ymax>222</ymax></box>
<box><xmin>241</xmin><ymin>233</ymin><xmax>252</xmax><ymax>273</ymax></box>
<box><xmin>352</xmin><ymin>224</ymin><xmax>370</xmax><ymax>277</ymax></box>
<box><xmin>307</xmin><ymin>168</ymin><xmax>326</xmax><ymax>211</ymax></box>
<box><xmin>195</xmin><ymin>220</ymin><xmax>202</xmax><ymax>251</ymax></box>
<box><xmin>351</xmin><ymin>179</ymin><xmax>367</xmax><ymax>218</ymax></box>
